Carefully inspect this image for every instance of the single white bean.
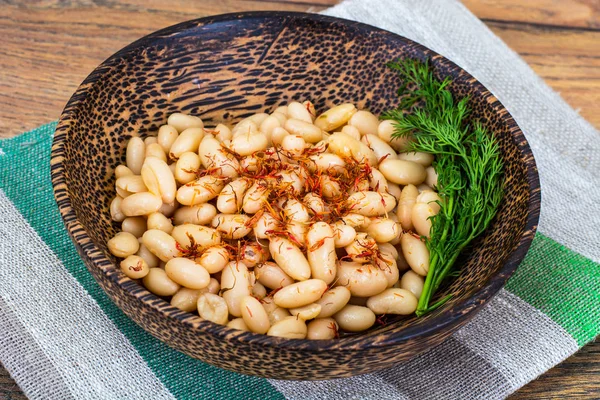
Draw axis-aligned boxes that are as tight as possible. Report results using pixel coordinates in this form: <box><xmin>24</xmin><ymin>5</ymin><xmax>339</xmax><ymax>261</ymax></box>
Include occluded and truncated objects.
<box><xmin>377</xmin><ymin>119</ymin><xmax>411</xmax><ymax>152</ymax></box>
<box><xmin>143</xmin><ymin>267</ymin><xmax>180</xmax><ymax>296</ymax></box>
<box><xmin>307</xmin><ymin>222</ymin><xmax>337</xmax><ymax>285</ymax></box>
<box><xmin>167</xmin><ymin>113</ymin><xmax>203</xmax><ymax>133</ymax></box>
<box><xmin>174</xmin><ymin>152</ymin><xmax>201</xmax><ymax>184</ymax></box>
<box><xmin>232</xmin><ymin>120</ymin><xmax>259</xmax><ymax>137</ymax></box>
<box><xmin>141</xmin><ymin>157</ymin><xmax>177</xmax><ymax>204</ymax></box>
<box><xmin>269</xmin><ymin>236</ymin><xmax>311</xmax><ymax>281</ymax></box>
<box><xmin>159</xmin><ymin>201</ymin><xmax>178</xmax><ymax>217</ymax></box>
<box><xmin>126</xmin><ymin>137</ymin><xmax>145</xmax><ymax>174</ymax></box>
<box><xmin>290</xmin><ymin>303</ymin><xmax>322</xmax><ymax>320</ymax></box>
<box><xmin>344</xmin><ymin>233</ymin><xmax>377</xmax><ymax>263</ymax></box>
<box><xmin>242</xmin><ymin>180</ymin><xmax>269</xmax><ymax>214</ymax></box>
<box><xmin>346</xmin><ymin>191</ymin><xmax>396</xmax><ymax>217</ymax></box>
<box><xmin>252</xmin><ymin>282</ymin><xmax>267</xmax><ymax>300</ymax></box>
<box><xmin>327</xmin><ymin>132</ymin><xmax>377</xmax><ymax>165</ymax></box>
<box><xmin>315</xmin><ymin>286</ymin><xmax>352</xmax><ymax>318</ymax></box>
<box><xmin>287</xmin><ymin>101</ymin><xmax>313</xmax><ymax>123</ymax></box>
<box><xmin>240</xmin><ymin>296</ymin><xmax>271</xmax><ymax>334</ymax></box>
<box><xmin>227</xmin><ymin>318</ymin><xmax>249</xmax><ymax>331</ymax></box>
<box><xmin>197</xmin><ymin>293</ymin><xmax>228</xmax><ymax>325</ymax></box>
<box><xmin>157</xmin><ymin>125</ymin><xmax>178</xmax><ymax>154</ymax></box>
<box><xmin>110</xmin><ymin>195</ymin><xmax>126</xmax><ymax>222</ymax></box>
<box><xmin>255</xmin><ymin>262</ymin><xmax>294</xmax><ymax>290</ymax></box>
<box><xmin>115</xmin><ymin>175</ymin><xmax>147</xmax><ymax>196</ymax></box>
<box><xmin>198</xmin><ymin>135</ymin><xmax>239</xmax><ymax>178</ymax></box>
<box><xmin>349</xmin><ymin>110</ymin><xmax>379</xmax><ymax>136</ymax></box>
<box><xmin>314</xmin><ymin>103</ymin><xmax>357</xmax><ymax>132</ymax></box>
<box><xmin>253</xmin><ymin>211</ymin><xmax>281</xmax><ymax>239</ymax></box>
<box><xmin>197</xmin><ymin>246</ymin><xmax>230</xmax><ymax>274</ymax></box>
<box><xmin>171</xmin><ymin>224</ymin><xmax>221</xmax><ymax>251</ymax></box>
<box><xmin>145</xmin><ymin>143</ymin><xmax>167</xmax><ymax>162</ymax></box>
<box><xmin>221</xmin><ymin>261</ymin><xmax>251</xmax><ymax>317</ymax></box>
<box><xmin>307</xmin><ymin>318</ymin><xmax>338</xmax><ymax>340</ymax></box>
<box><xmin>308</xmin><ymin>153</ymin><xmax>346</xmax><ymax>174</ymax></box>
<box><xmin>375</xmin><ymin>251</ymin><xmax>400</xmax><ymax>288</ymax></box>
<box><xmin>341</xmin><ymin>125</ymin><xmax>361</xmax><ymax>140</ymax></box>
<box><xmin>121</xmin><ymin>217</ymin><xmax>147</xmax><ymax>238</ymax></box>
<box><xmin>332</xmin><ymin>222</ymin><xmax>357</xmax><ymax>248</ymax></box>
<box><xmin>165</xmin><ymin>258</ymin><xmax>210</xmax><ymax>289</ymax></box>
<box><xmin>400</xmin><ymin>233</ymin><xmax>430</xmax><ymax>276</ymax></box>
<box><xmin>171</xmin><ymin>288</ymin><xmax>203</xmax><ymax>312</ymax></box>
<box><xmin>108</xmin><ymin>231</ymin><xmax>139</xmax><ymax>258</ymax></box>
<box><xmin>398</xmin><ymin>152</ymin><xmax>434</xmax><ymax>166</ymax></box>
<box><xmin>425</xmin><ymin>166</ymin><xmax>438</xmax><ymax>188</ymax></box>
<box><xmin>228</xmin><ymin>132</ymin><xmax>269</xmax><ymax>156</ymax></box>
<box><xmin>333</xmin><ymin>305</ymin><xmax>376</xmax><ymax>332</ymax></box>
<box><xmin>378</xmin><ymin>159</ymin><xmax>427</xmax><ymax>186</ymax></box>
<box><xmin>273</xmin><ymin>279</ymin><xmax>328</xmax><ymax>309</ymax></box>
<box><xmin>387</xmin><ymin>183</ymin><xmax>402</xmax><ymax>202</ymax></box>
<box><xmin>362</xmin><ymin>134</ymin><xmax>397</xmax><ymax>161</ymax></box>
<box><xmin>176</xmin><ymin>176</ymin><xmax>225</xmax><ymax>206</ymax></box>
<box><xmin>267</xmin><ymin>316</ymin><xmax>307</xmax><ymax>339</ymax></box>
<box><xmin>397</xmin><ymin>184</ymin><xmax>419</xmax><ymax>231</ymax></box>
<box><xmin>411</xmin><ymin>202</ymin><xmax>436</xmax><ymax>238</ymax></box>
<box><xmin>366</xmin><ymin>288</ymin><xmax>418</xmax><ymax>315</ymax></box>
<box><xmin>142</xmin><ymin>229</ymin><xmax>180</xmax><ymax>261</ymax></box>
<box><xmin>120</xmin><ymin>192</ymin><xmax>162</xmax><ymax>216</ymax></box>
<box><xmin>115</xmin><ymin>165</ymin><xmax>134</xmax><ymax>179</ymax></box>
<box><xmin>169</xmin><ymin>127</ymin><xmax>204</xmax><ymax>159</ymax></box>
<box><xmin>173</xmin><ymin>204</ymin><xmax>217</xmax><ymax>225</ymax></box>
<box><xmin>211</xmin><ymin>213</ymin><xmax>252</xmax><ymax>240</ymax></box>
<box><xmin>369</xmin><ymin>167</ymin><xmax>389</xmax><ymax>192</ymax></box>
<box><xmin>366</xmin><ymin>218</ymin><xmax>400</xmax><ymax>243</ymax></box>
<box><xmin>281</xmin><ymin>134</ymin><xmax>306</xmax><ymax>157</ymax></box>
<box><xmin>217</xmin><ymin>178</ymin><xmax>250</xmax><ymax>214</ymax></box>
<box><xmin>214</xmin><ymin>124</ymin><xmax>232</xmax><ymax>142</ymax></box>
<box><xmin>400</xmin><ymin>270</ymin><xmax>424</xmax><ymax>299</ymax></box>
<box><xmin>147</xmin><ymin>212</ymin><xmax>173</xmax><ymax>234</ymax></box>
<box><xmin>120</xmin><ymin>255</ymin><xmax>149</xmax><ymax>279</ymax></box>
<box><xmin>270</xmin><ymin>126</ymin><xmax>289</xmax><ymax>146</ymax></box>
<box><xmin>144</xmin><ymin>136</ymin><xmax>157</xmax><ymax>146</ymax></box>
<box><xmin>416</xmin><ymin>190</ymin><xmax>441</xmax><ymax>214</ymax></box>
<box><xmin>259</xmin><ymin>115</ymin><xmax>281</xmax><ymax>139</ymax></box>
<box><xmin>336</xmin><ymin>261</ymin><xmax>388</xmax><ymax>297</ymax></box>
<box><xmin>136</xmin><ymin>243</ymin><xmax>160</xmax><ymax>268</ymax></box>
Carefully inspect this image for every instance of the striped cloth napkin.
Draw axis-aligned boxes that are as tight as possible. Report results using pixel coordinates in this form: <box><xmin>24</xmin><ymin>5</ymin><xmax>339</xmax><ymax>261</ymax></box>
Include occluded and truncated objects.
<box><xmin>1</xmin><ymin>0</ymin><xmax>598</xmax><ymax>399</ymax></box>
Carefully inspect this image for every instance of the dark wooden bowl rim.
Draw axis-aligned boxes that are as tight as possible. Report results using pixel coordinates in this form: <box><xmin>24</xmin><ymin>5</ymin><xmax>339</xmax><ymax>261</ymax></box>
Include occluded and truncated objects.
<box><xmin>51</xmin><ymin>11</ymin><xmax>541</xmax><ymax>353</ymax></box>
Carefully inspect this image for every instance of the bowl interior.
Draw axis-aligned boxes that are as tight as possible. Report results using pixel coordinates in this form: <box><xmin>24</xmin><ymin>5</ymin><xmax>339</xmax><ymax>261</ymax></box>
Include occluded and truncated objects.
<box><xmin>53</xmin><ymin>12</ymin><xmax>538</xmax><ymax>347</ymax></box>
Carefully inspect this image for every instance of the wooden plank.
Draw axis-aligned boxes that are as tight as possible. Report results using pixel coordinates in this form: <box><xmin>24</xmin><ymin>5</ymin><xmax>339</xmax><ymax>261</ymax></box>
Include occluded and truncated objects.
<box><xmin>463</xmin><ymin>0</ymin><xmax>600</xmax><ymax>29</ymax></box>
<box><xmin>484</xmin><ymin>20</ymin><xmax>600</xmax><ymax>128</ymax></box>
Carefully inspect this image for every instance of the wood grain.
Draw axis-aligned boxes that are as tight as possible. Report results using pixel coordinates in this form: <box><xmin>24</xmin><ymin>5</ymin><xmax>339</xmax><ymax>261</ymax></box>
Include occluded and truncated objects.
<box><xmin>0</xmin><ymin>0</ymin><xmax>598</xmax><ymax>398</ymax></box>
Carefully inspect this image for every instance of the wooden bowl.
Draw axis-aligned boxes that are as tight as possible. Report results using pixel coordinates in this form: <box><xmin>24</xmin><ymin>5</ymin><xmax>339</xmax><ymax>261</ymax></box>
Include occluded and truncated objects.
<box><xmin>51</xmin><ymin>12</ymin><xmax>540</xmax><ymax>380</ymax></box>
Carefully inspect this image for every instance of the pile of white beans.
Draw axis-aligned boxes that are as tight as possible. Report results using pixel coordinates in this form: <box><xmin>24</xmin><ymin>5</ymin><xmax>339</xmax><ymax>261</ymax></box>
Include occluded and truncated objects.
<box><xmin>108</xmin><ymin>101</ymin><xmax>440</xmax><ymax>339</ymax></box>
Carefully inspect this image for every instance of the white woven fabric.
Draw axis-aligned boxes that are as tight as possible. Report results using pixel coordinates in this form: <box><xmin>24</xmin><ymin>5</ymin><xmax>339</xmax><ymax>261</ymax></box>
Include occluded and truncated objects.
<box><xmin>322</xmin><ymin>0</ymin><xmax>600</xmax><ymax>263</ymax></box>
<box><xmin>0</xmin><ymin>189</ymin><xmax>175</xmax><ymax>400</ymax></box>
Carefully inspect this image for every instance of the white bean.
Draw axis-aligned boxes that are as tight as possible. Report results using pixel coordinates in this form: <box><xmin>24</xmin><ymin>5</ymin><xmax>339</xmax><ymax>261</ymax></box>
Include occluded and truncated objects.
<box><xmin>120</xmin><ymin>255</ymin><xmax>149</xmax><ymax>279</ymax></box>
<box><xmin>165</xmin><ymin>258</ymin><xmax>210</xmax><ymax>290</ymax></box>
<box><xmin>281</xmin><ymin>134</ymin><xmax>306</xmax><ymax>157</ymax></box>
<box><xmin>378</xmin><ymin>159</ymin><xmax>427</xmax><ymax>185</ymax></box>
<box><xmin>228</xmin><ymin>132</ymin><xmax>269</xmax><ymax>156</ymax></box>
<box><xmin>141</xmin><ymin>157</ymin><xmax>177</xmax><ymax>204</ymax></box>
<box><xmin>232</xmin><ymin>120</ymin><xmax>259</xmax><ymax>137</ymax></box>
<box><xmin>344</xmin><ymin>233</ymin><xmax>377</xmax><ymax>263</ymax></box>
<box><xmin>377</xmin><ymin>119</ymin><xmax>411</xmax><ymax>152</ymax></box>
<box><xmin>107</xmin><ymin>232</ymin><xmax>139</xmax><ymax>258</ymax></box>
<box><xmin>116</xmin><ymin>175</ymin><xmax>147</xmax><ymax>196</ymax></box>
<box><xmin>174</xmin><ymin>152</ymin><xmax>201</xmax><ymax>184</ymax></box>
<box><xmin>366</xmin><ymin>288</ymin><xmax>418</xmax><ymax>315</ymax></box>
<box><xmin>176</xmin><ymin>176</ymin><xmax>225</xmax><ymax>206</ymax></box>
<box><xmin>287</xmin><ymin>101</ymin><xmax>313</xmax><ymax>123</ymax></box>
<box><xmin>120</xmin><ymin>192</ymin><xmax>162</xmax><ymax>216</ymax></box>
<box><xmin>173</xmin><ymin>204</ymin><xmax>217</xmax><ymax>225</ymax></box>
<box><xmin>167</xmin><ymin>113</ymin><xmax>203</xmax><ymax>133</ymax></box>
<box><xmin>197</xmin><ymin>293</ymin><xmax>228</xmax><ymax>325</ymax></box>
<box><xmin>242</xmin><ymin>180</ymin><xmax>269</xmax><ymax>214</ymax></box>
<box><xmin>255</xmin><ymin>262</ymin><xmax>294</xmax><ymax>290</ymax></box>
<box><xmin>110</xmin><ymin>195</ymin><xmax>126</xmax><ymax>222</ymax></box>
<box><xmin>307</xmin><ymin>318</ymin><xmax>338</xmax><ymax>340</ymax></box>
<box><xmin>259</xmin><ymin>115</ymin><xmax>281</xmax><ymax>140</ymax></box>
<box><xmin>387</xmin><ymin>183</ymin><xmax>402</xmax><ymax>202</ymax></box>
<box><xmin>157</xmin><ymin>125</ymin><xmax>178</xmax><ymax>154</ymax></box>
<box><xmin>327</xmin><ymin>132</ymin><xmax>377</xmax><ymax>166</ymax></box>
<box><xmin>169</xmin><ymin>127</ymin><xmax>204</xmax><ymax>159</ymax></box>
<box><xmin>270</xmin><ymin>126</ymin><xmax>289</xmax><ymax>146</ymax></box>
<box><xmin>197</xmin><ymin>246</ymin><xmax>230</xmax><ymax>274</ymax></box>
<box><xmin>211</xmin><ymin>213</ymin><xmax>252</xmax><ymax>239</ymax></box>
<box><xmin>147</xmin><ymin>212</ymin><xmax>173</xmax><ymax>234</ymax></box>
<box><xmin>333</xmin><ymin>305</ymin><xmax>376</xmax><ymax>332</ymax></box>
<box><xmin>136</xmin><ymin>243</ymin><xmax>160</xmax><ymax>268</ymax></box>
<box><xmin>398</xmin><ymin>152</ymin><xmax>434</xmax><ymax>166</ymax></box>
<box><xmin>115</xmin><ymin>165</ymin><xmax>134</xmax><ymax>179</ymax></box>
<box><xmin>400</xmin><ymin>270</ymin><xmax>424</xmax><ymax>299</ymax></box>
<box><xmin>214</xmin><ymin>124</ymin><xmax>232</xmax><ymax>142</ymax></box>
<box><xmin>267</xmin><ymin>316</ymin><xmax>307</xmax><ymax>339</ymax></box>
<box><xmin>290</xmin><ymin>303</ymin><xmax>322</xmax><ymax>320</ymax></box>
<box><xmin>303</xmin><ymin>193</ymin><xmax>327</xmax><ymax>215</ymax></box>
<box><xmin>145</xmin><ymin>143</ymin><xmax>167</xmax><ymax>162</ymax></box>
<box><xmin>274</xmin><ymin>279</ymin><xmax>328</xmax><ymax>309</ymax></box>
<box><xmin>159</xmin><ymin>201</ymin><xmax>178</xmax><ymax>217</ymax></box>
<box><xmin>397</xmin><ymin>184</ymin><xmax>418</xmax><ymax>230</ymax></box>
<box><xmin>253</xmin><ymin>211</ymin><xmax>281</xmax><ymax>239</ymax></box>
<box><xmin>239</xmin><ymin>242</ymin><xmax>269</xmax><ymax>268</ymax></box>
<box><xmin>332</xmin><ymin>222</ymin><xmax>357</xmax><ymax>248</ymax></box>
<box><xmin>121</xmin><ymin>217</ymin><xmax>147</xmax><ymax>238</ymax></box>
<box><xmin>171</xmin><ymin>287</ymin><xmax>203</xmax><ymax>312</ymax></box>
<box><xmin>375</xmin><ymin>252</ymin><xmax>400</xmax><ymax>288</ymax></box>
<box><xmin>269</xmin><ymin>236</ymin><xmax>311</xmax><ymax>281</ymax></box>
<box><xmin>417</xmin><ymin>190</ymin><xmax>441</xmax><ymax>214</ymax></box>
<box><xmin>307</xmin><ymin>222</ymin><xmax>337</xmax><ymax>284</ymax></box>
<box><xmin>217</xmin><ymin>178</ymin><xmax>250</xmax><ymax>214</ymax></box>
<box><xmin>171</xmin><ymin>224</ymin><xmax>221</xmax><ymax>251</ymax></box>
<box><xmin>349</xmin><ymin>110</ymin><xmax>379</xmax><ymax>136</ymax></box>
<box><xmin>126</xmin><ymin>137</ymin><xmax>145</xmax><ymax>174</ymax></box>
<box><xmin>400</xmin><ymin>233</ymin><xmax>429</xmax><ymax>276</ymax></box>
<box><xmin>341</xmin><ymin>125</ymin><xmax>361</xmax><ymax>140</ymax></box>
<box><xmin>362</xmin><ymin>134</ymin><xmax>397</xmax><ymax>161</ymax></box>
<box><xmin>315</xmin><ymin>286</ymin><xmax>351</xmax><ymax>318</ymax></box>
<box><xmin>252</xmin><ymin>282</ymin><xmax>267</xmax><ymax>300</ymax></box>
<box><xmin>369</xmin><ymin>167</ymin><xmax>389</xmax><ymax>192</ymax></box>
<box><xmin>366</xmin><ymin>218</ymin><xmax>400</xmax><ymax>243</ymax></box>
<box><xmin>346</xmin><ymin>191</ymin><xmax>396</xmax><ymax>217</ymax></box>
<box><xmin>308</xmin><ymin>153</ymin><xmax>346</xmax><ymax>174</ymax></box>
<box><xmin>143</xmin><ymin>268</ymin><xmax>180</xmax><ymax>296</ymax></box>
<box><xmin>240</xmin><ymin>296</ymin><xmax>271</xmax><ymax>334</ymax></box>
<box><xmin>336</xmin><ymin>261</ymin><xmax>388</xmax><ymax>297</ymax></box>
<box><xmin>144</xmin><ymin>136</ymin><xmax>157</xmax><ymax>146</ymax></box>
<box><xmin>314</xmin><ymin>103</ymin><xmax>357</xmax><ymax>132</ymax></box>
<box><xmin>411</xmin><ymin>202</ymin><xmax>436</xmax><ymax>238</ymax></box>
<box><xmin>221</xmin><ymin>261</ymin><xmax>251</xmax><ymax>317</ymax></box>
<box><xmin>425</xmin><ymin>166</ymin><xmax>438</xmax><ymax>188</ymax></box>
<box><xmin>142</xmin><ymin>229</ymin><xmax>180</xmax><ymax>261</ymax></box>
<box><xmin>198</xmin><ymin>135</ymin><xmax>239</xmax><ymax>178</ymax></box>
<box><xmin>227</xmin><ymin>318</ymin><xmax>249</xmax><ymax>331</ymax></box>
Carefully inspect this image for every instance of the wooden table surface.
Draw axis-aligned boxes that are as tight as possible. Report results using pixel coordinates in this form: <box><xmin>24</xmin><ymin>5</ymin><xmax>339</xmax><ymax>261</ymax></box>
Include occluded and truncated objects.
<box><xmin>0</xmin><ymin>0</ymin><xmax>598</xmax><ymax>398</ymax></box>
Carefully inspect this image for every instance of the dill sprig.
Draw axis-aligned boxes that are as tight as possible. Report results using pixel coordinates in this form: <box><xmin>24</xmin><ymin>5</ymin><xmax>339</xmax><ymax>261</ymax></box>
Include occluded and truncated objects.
<box><xmin>383</xmin><ymin>59</ymin><xmax>504</xmax><ymax>316</ymax></box>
